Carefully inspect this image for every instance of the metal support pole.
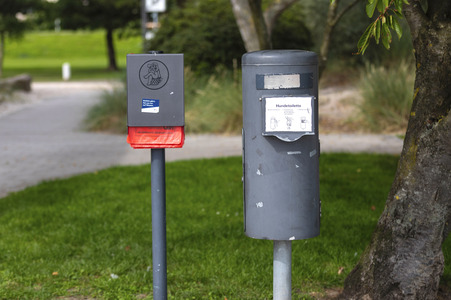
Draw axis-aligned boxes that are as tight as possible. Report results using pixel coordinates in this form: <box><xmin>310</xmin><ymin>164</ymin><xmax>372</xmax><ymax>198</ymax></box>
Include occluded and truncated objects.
<box><xmin>151</xmin><ymin>149</ymin><xmax>167</xmax><ymax>300</ymax></box>
<box><xmin>140</xmin><ymin>0</ymin><xmax>147</xmax><ymax>52</ymax></box>
<box><xmin>273</xmin><ymin>240</ymin><xmax>292</xmax><ymax>300</ymax></box>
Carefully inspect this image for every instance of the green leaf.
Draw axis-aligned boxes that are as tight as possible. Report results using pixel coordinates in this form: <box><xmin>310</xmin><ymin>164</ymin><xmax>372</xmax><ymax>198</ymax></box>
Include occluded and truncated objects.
<box><xmin>375</xmin><ymin>19</ymin><xmax>381</xmax><ymax>44</ymax></box>
<box><xmin>392</xmin><ymin>16</ymin><xmax>403</xmax><ymax>39</ymax></box>
<box><xmin>381</xmin><ymin>23</ymin><xmax>391</xmax><ymax>49</ymax></box>
<box><xmin>357</xmin><ymin>22</ymin><xmax>376</xmax><ymax>54</ymax></box>
<box><xmin>403</xmin><ymin>0</ymin><xmax>409</xmax><ymax>4</ymax></box>
<box><xmin>377</xmin><ymin>0</ymin><xmax>385</xmax><ymax>13</ymax></box>
<box><xmin>382</xmin><ymin>0</ymin><xmax>389</xmax><ymax>9</ymax></box>
<box><xmin>394</xmin><ymin>0</ymin><xmax>403</xmax><ymax>13</ymax></box>
<box><xmin>366</xmin><ymin>0</ymin><xmax>377</xmax><ymax>17</ymax></box>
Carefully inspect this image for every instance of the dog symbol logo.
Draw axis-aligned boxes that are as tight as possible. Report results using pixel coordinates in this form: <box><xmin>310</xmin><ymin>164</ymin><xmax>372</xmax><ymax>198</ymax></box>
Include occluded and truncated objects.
<box><xmin>139</xmin><ymin>60</ymin><xmax>169</xmax><ymax>90</ymax></box>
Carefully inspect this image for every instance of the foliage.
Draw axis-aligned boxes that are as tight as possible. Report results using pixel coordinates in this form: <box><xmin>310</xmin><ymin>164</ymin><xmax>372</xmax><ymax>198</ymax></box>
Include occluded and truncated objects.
<box><xmin>54</xmin><ymin>0</ymin><xmax>140</xmax><ymax>31</ymax></box>
<box><xmin>148</xmin><ymin>0</ymin><xmax>245</xmax><ymax>74</ymax></box>
<box><xmin>1</xmin><ymin>154</ymin><xmax>438</xmax><ymax>298</ymax></box>
<box><xmin>83</xmin><ymin>67</ymin><xmax>242</xmax><ymax>135</ymax></box>
<box><xmin>0</xmin><ymin>0</ymin><xmax>37</xmax><ymax>38</ymax></box>
<box><xmin>357</xmin><ymin>0</ymin><xmax>409</xmax><ymax>54</ymax></box>
<box><xmin>185</xmin><ymin>67</ymin><xmax>242</xmax><ymax>134</ymax></box>
<box><xmin>83</xmin><ymin>76</ymin><xmax>127</xmax><ymax>133</ymax></box>
<box><xmin>0</xmin><ymin>0</ymin><xmax>40</xmax><ymax>76</ymax></box>
<box><xmin>149</xmin><ymin>0</ymin><xmax>313</xmax><ymax>73</ymax></box>
<box><xmin>357</xmin><ymin>60</ymin><xmax>414</xmax><ymax>132</ymax></box>
<box><xmin>50</xmin><ymin>0</ymin><xmax>141</xmax><ymax>70</ymax></box>
<box><xmin>304</xmin><ymin>0</ymin><xmax>369</xmax><ymax>59</ymax></box>
<box><xmin>272</xmin><ymin>2</ymin><xmax>313</xmax><ymax>50</ymax></box>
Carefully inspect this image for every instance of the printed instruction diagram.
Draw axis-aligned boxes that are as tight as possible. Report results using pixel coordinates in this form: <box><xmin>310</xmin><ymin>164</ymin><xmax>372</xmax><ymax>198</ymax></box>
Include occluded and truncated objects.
<box><xmin>265</xmin><ymin>96</ymin><xmax>313</xmax><ymax>133</ymax></box>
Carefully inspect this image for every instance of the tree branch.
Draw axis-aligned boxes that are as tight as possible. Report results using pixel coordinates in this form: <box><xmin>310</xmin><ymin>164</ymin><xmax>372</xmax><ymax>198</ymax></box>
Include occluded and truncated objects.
<box><xmin>333</xmin><ymin>0</ymin><xmax>361</xmax><ymax>25</ymax></box>
<box><xmin>318</xmin><ymin>0</ymin><xmax>361</xmax><ymax>78</ymax></box>
<box><xmin>263</xmin><ymin>0</ymin><xmax>298</xmax><ymax>37</ymax></box>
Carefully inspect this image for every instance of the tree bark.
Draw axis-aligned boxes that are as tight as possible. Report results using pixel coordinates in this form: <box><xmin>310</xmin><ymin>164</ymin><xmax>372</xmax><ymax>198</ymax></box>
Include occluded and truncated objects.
<box><xmin>105</xmin><ymin>28</ymin><xmax>118</xmax><ymax>71</ymax></box>
<box><xmin>230</xmin><ymin>0</ymin><xmax>270</xmax><ymax>52</ymax></box>
<box><xmin>340</xmin><ymin>1</ymin><xmax>451</xmax><ymax>299</ymax></box>
<box><xmin>230</xmin><ymin>0</ymin><xmax>297</xmax><ymax>52</ymax></box>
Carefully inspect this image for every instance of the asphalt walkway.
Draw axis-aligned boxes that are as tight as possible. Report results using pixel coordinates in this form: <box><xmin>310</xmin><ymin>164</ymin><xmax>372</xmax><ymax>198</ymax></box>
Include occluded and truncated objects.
<box><xmin>0</xmin><ymin>82</ymin><xmax>403</xmax><ymax>198</ymax></box>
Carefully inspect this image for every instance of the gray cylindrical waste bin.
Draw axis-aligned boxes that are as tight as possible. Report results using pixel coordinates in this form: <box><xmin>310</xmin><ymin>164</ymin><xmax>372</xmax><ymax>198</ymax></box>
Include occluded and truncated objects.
<box><xmin>242</xmin><ymin>50</ymin><xmax>320</xmax><ymax>240</ymax></box>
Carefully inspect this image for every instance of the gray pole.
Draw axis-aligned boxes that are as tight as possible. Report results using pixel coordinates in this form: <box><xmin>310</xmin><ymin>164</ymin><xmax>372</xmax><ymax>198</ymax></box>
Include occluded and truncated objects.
<box><xmin>151</xmin><ymin>148</ymin><xmax>167</xmax><ymax>300</ymax></box>
<box><xmin>273</xmin><ymin>240</ymin><xmax>292</xmax><ymax>300</ymax></box>
<box><xmin>140</xmin><ymin>0</ymin><xmax>147</xmax><ymax>52</ymax></box>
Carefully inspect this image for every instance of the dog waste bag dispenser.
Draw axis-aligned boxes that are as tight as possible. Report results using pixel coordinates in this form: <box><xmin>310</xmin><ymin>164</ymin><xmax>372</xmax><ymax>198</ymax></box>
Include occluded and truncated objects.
<box><xmin>127</xmin><ymin>53</ymin><xmax>184</xmax><ymax>149</ymax></box>
<box><xmin>242</xmin><ymin>50</ymin><xmax>320</xmax><ymax>240</ymax></box>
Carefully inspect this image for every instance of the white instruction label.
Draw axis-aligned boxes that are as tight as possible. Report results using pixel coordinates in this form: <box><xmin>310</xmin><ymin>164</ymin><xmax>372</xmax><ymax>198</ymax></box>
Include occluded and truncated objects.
<box><xmin>264</xmin><ymin>97</ymin><xmax>313</xmax><ymax>132</ymax></box>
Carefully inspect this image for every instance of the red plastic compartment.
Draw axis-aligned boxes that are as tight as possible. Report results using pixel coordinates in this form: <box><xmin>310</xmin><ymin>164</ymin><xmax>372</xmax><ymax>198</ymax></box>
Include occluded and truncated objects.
<box><xmin>127</xmin><ymin>126</ymin><xmax>185</xmax><ymax>149</ymax></box>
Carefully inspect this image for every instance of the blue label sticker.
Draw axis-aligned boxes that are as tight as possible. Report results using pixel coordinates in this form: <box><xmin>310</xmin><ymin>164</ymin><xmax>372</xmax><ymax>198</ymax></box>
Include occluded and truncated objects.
<box><xmin>141</xmin><ymin>99</ymin><xmax>159</xmax><ymax>113</ymax></box>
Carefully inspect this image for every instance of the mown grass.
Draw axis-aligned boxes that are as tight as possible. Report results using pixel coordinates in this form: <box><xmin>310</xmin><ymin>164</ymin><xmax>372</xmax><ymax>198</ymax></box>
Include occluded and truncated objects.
<box><xmin>3</xmin><ymin>30</ymin><xmax>141</xmax><ymax>81</ymax></box>
<box><xmin>1</xmin><ymin>154</ymin><xmax>449</xmax><ymax>299</ymax></box>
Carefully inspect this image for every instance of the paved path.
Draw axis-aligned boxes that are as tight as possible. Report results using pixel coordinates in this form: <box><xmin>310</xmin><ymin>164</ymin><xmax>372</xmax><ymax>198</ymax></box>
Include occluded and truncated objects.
<box><xmin>0</xmin><ymin>82</ymin><xmax>403</xmax><ymax>198</ymax></box>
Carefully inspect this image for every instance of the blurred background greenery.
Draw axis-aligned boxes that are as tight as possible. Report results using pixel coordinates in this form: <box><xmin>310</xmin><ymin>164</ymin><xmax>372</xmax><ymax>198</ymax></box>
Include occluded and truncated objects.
<box><xmin>1</xmin><ymin>0</ymin><xmax>415</xmax><ymax>134</ymax></box>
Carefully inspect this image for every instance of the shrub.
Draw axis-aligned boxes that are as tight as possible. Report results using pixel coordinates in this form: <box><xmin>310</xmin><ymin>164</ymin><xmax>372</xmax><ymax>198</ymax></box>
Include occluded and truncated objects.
<box><xmin>185</xmin><ymin>67</ymin><xmax>242</xmax><ymax>134</ymax></box>
<box><xmin>83</xmin><ymin>68</ymin><xmax>242</xmax><ymax>135</ymax></box>
<box><xmin>357</xmin><ymin>60</ymin><xmax>415</xmax><ymax>133</ymax></box>
<box><xmin>83</xmin><ymin>78</ymin><xmax>127</xmax><ymax>134</ymax></box>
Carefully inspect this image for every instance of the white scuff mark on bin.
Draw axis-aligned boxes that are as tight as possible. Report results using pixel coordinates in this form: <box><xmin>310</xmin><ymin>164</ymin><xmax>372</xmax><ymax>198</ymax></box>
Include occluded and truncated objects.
<box><xmin>256</xmin><ymin>202</ymin><xmax>264</xmax><ymax>208</ymax></box>
<box><xmin>256</xmin><ymin>169</ymin><xmax>263</xmax><ymax>176</ymax></box>
<box><xmin>310</xmin><ymin>149</ymin><xmax>317</xmax><ymax>157</ymax></box>
<box><xmin>295</xmin><ymin>164</ymin><xmax>300</xmax><ymax>168</ymax></box>
<box><xmin>287</xmin><ymin>151</ymin><xmax>302</xmax><ymax>155</ymax></box>
<box><xmin>289</xmin><ymin>236</ymin><xmax>295</xmax><ymax>240</ymax></box>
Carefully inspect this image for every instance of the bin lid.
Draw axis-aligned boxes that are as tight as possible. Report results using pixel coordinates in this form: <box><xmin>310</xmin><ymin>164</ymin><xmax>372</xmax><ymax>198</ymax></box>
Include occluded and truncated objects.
<box><xmin>242</xmin><ymin>50</ymin><xmax>317</xmax><ymax>66</ymax></box>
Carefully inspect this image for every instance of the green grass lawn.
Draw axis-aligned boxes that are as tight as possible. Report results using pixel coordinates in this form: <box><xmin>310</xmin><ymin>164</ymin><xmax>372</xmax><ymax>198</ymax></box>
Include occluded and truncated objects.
<box><xmin>2</xmin><ymin>30</ymin><xmax>141</xmax><ymax>81</ymax></box>
<box><xmin>0</xmin><ymin>154</ymin><xmax>449</xmax><ymax>299</ymax></box>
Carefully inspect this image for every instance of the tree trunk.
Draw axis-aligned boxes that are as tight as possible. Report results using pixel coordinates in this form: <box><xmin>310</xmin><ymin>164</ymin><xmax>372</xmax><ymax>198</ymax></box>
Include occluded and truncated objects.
<box><xmin>340</xmin><ymin>1</ymin><xmax>451</xmax><ymax>299</ymax></box>
<box><xmin>230</xmin><ymin>0</ymin><xmax>297</xmax><ymax>52</ymax></box>
<box><xmin>105</xmin><ymin>28</ymin><xmax>118</xmax><ymax>71</ymax></box>
<box><xmin>230</xmin><ymin>0</ymin><xmax>270</xmax><ymax>52</ymax></box>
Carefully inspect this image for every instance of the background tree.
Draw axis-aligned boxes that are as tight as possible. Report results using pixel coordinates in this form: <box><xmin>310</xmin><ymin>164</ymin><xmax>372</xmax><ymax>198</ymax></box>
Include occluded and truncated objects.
<box><xmin>318</xmin><ymin>0</ymin><xmax>361</xmax><ymax>77</ymax></box>
<box><xmin>340</xmin><ymin>0</ymin><xmax>451</xmax><ymax>298</ymax></box>
<box><xmin>55</xmin><ymin>0</ymin><xmax>140</xmax><ymax>71</ymax></box>
<box><xmin>231</xmin><ymin>0</ymin><xmax>369</xmax><ymax>78</ymax></box>
<box><xmin>230</xmin><ymin>0</ymin><xmax>298</xmax><ymax>51</ymax></box>
<box><xmin>0</xmin><ymin>0</ymin><xmax>38</xmax><ymax>77</ymax></box>
<box><xmin>149</xmin><ymin>0</ymin><xmax>311</xmax><ymax>74</ymax></box>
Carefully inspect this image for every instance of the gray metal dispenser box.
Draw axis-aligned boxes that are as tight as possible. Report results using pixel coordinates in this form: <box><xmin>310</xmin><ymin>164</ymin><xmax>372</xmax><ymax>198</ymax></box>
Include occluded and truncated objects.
<box><xmin>127</xmin><ymin>53</ymin><xmax>184</xmax><ymax>127</ymax></box>
<box><xmin>242</xmin><ymin>50</ymin><xmax>320</xmax><ymax>241</ymax></box>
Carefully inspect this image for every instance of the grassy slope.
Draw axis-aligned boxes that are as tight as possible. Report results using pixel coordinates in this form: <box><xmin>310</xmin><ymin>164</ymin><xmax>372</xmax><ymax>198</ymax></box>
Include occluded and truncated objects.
<box><xmin>2</xmin><ymin>30</ymin><xmax>141</xmax><ymax>81</ymax></box>
<box><xmin>0</xmin><ymin>154</ymin><xmax>448</xmax><ymax>299</ymax></box>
